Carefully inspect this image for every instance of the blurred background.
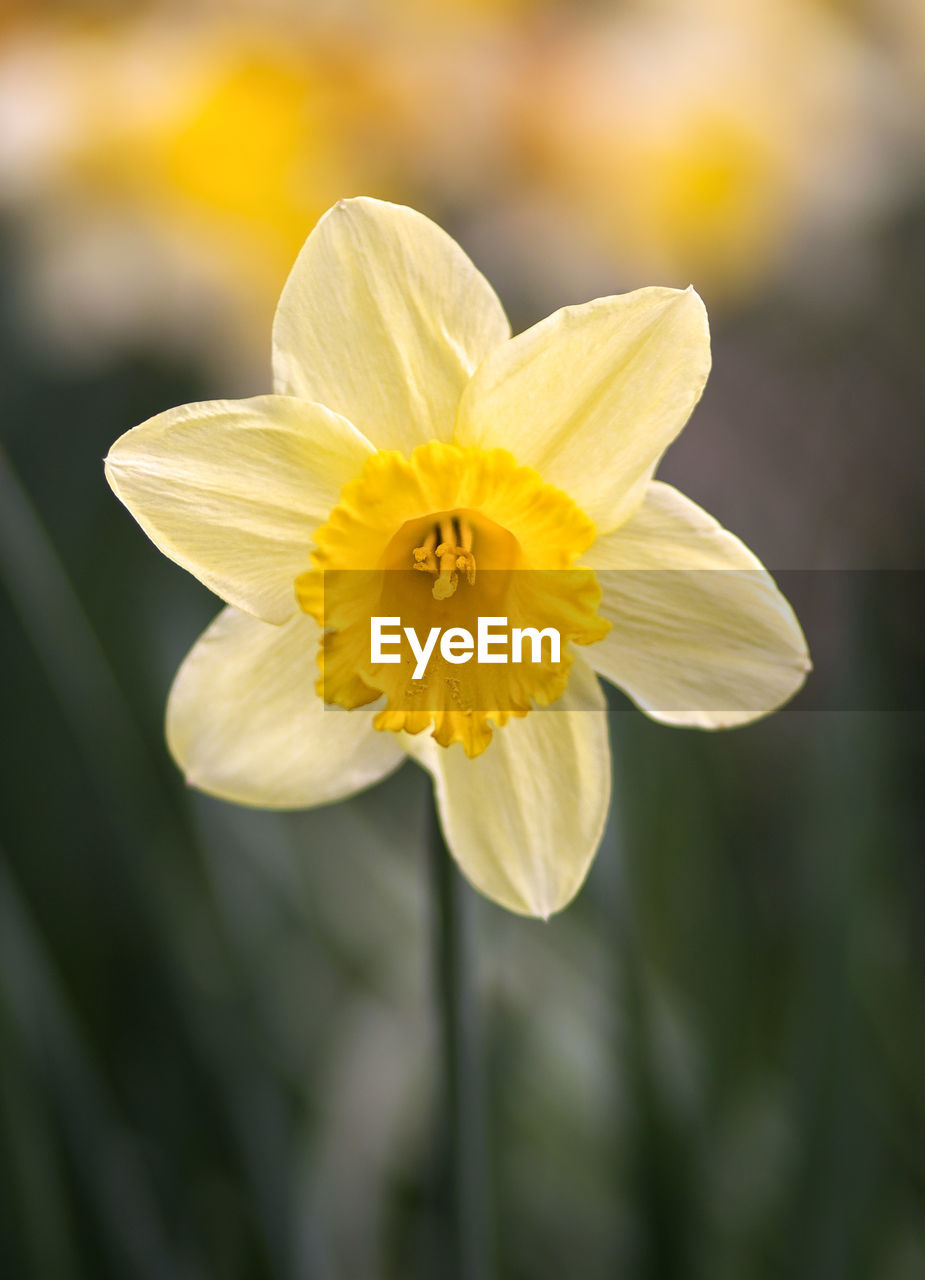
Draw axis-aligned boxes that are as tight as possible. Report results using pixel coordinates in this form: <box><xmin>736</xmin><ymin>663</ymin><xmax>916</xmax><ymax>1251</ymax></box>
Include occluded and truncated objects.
<box><xmin>1</xmin><ymin>0</ymin><xmax>924</xmax><ymax>1276</ymax></box>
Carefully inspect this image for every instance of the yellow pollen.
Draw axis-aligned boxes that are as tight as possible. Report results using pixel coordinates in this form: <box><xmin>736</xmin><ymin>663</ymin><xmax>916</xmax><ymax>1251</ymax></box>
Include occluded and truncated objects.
<box><xmin>413</xmin><ymin>515</ymin><xmax>477</xmax><ymax>600</ymax></box>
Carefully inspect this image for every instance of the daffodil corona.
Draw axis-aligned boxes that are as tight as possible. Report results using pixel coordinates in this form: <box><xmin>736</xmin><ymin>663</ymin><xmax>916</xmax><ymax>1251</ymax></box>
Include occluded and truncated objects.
<box><xmin>105</xmin><ymin>197</ymin><xmax>810</xmax><ymax>917</ymax></box>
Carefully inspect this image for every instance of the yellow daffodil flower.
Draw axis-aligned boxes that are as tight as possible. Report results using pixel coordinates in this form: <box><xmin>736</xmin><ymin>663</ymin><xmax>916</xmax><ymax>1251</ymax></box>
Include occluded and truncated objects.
<box><xmin>514</xmin><ymin>0</ymin><xmax>889</xmax><ymax>299</ymax></box>
<box><xmin>105</xmin><ymin>198</ymin><xmax>809</xmax><ymax>918</ymax></box>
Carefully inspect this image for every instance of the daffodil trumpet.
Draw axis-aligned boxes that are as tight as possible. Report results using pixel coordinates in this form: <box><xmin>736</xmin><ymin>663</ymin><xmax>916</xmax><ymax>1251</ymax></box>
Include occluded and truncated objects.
<box><xmin>105</xmin><ymin>196</ymin><xmax>810</xmax><ymax>919</ymax></box>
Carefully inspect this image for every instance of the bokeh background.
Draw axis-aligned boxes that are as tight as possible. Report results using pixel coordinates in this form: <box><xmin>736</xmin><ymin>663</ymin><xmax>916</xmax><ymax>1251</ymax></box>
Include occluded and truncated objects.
<box><xmin>1</xmin><ymin>1</ymin><xmax>924</xmax><ymax>1276</ymax></box>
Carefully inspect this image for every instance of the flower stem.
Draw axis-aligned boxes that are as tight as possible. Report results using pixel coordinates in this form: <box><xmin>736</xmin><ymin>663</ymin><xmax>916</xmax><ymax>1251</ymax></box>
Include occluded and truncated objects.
<box><xmin>430</xmin><ymin>801</ymin><xmax>492</xmax><ymax>1280</ymax></box>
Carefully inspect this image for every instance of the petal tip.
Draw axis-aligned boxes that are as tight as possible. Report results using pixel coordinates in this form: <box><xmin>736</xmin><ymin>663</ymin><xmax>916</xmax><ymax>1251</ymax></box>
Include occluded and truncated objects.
<box><xmin>681</xmin><ymin>283</ymin><xmax>709</xmax><ymax>321</ymax></box>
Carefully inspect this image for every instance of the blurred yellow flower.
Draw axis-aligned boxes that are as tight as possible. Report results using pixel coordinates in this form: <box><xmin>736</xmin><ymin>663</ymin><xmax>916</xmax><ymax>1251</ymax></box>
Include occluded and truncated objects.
<box><xmin>106</xmin><ymin>199</ymin><xmax>808</xmax><ymax>916</ymax></box>
<box><xmin>0</xmin><ymin>17</ymin><xmax>405</xmax><ymax>365</ymax></box>
<box><xmin>513</xmin><ymin>0</ymin><xmax>896</xmax><ymax>298</ymax></box>
<box><xmin>0</xmin><ymin>0</ymin><xmax>914</xmax><ymax>368</ymax></box>
<box><xmin>78</xmin><ymin>25</ymin><xmax>399</xmax><ymax>280</ymax></box>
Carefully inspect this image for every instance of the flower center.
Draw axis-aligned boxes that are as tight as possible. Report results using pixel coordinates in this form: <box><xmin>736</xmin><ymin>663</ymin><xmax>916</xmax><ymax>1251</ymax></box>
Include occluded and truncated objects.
<box><xmin>412</xmin><ymin>514</ymin><xmax>476</xmax><ymax>600</ymax></box>
<box><xmin>295</xmin><ymin>442</ymin><xmax>608</xmax><ymax>756</ymax></box>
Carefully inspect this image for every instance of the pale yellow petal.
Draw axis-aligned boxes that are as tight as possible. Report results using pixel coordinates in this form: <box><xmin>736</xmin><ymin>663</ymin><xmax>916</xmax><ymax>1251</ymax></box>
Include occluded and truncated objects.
<box><xmin>402</xmin><ymin>658</ymin><xmax>611</xmax><ymax>918</ymax></box>
<box><xmin>166</xmin><ymin>606</ymin><xmax>404</xmax><ymax>808</ymax></box>
<box><xmin>454</xmin><ymin>287</ymin><xmax>710</xmax><ymax>532</ymax></box>
<box><xmin>583</xmin><ymin>482</ymin><xmax>811</xmax><ymax>727</ymax></box>
<box><xmin>272</xmin><ymin>197</ymin><xmax>511</xmax><ymax>453</ymax></box>
<box><xmin>105</xmin><ymin>395</ymin><xmax>373</xmax><ymax>623</ymax></box>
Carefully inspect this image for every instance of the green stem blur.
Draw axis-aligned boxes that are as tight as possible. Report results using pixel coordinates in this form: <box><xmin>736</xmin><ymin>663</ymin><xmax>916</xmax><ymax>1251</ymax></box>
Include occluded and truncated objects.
<box><xmin>430</xmin><ymin>803</ymin><xmax>492</xmax><ymax>1280</ymax></box>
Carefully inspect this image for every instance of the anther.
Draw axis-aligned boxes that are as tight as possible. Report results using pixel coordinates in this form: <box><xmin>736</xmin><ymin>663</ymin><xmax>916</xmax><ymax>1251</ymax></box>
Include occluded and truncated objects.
<box><xmin>411</xmin><ymin>527</ymin><xmax>438</xmax><ymax>574</ymax></box>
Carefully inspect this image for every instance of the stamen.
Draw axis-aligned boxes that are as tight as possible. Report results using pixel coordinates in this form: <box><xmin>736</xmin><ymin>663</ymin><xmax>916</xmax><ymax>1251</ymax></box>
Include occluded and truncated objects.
<box><xmin>411</xmin><ymin>515</ymin><xmax>477</xmax><ymax>599</ymax></box>
<box><xmin>456</xmin><ymin>516</ymin><xmax>477</xmax><ymax>586</ymax></box>
<box><xmin>411</xmin><ymin>527</ymin><xmax>438</xmax><ymax>574</ymax></box>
